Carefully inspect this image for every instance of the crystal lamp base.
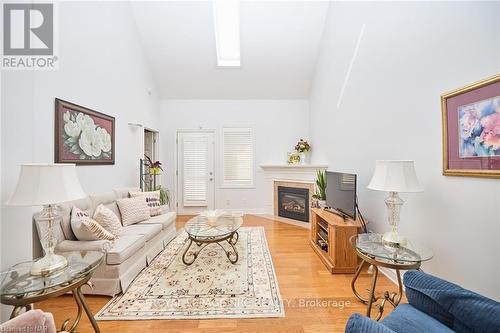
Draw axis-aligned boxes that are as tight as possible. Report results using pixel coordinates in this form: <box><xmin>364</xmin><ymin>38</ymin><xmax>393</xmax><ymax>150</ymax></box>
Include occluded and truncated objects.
<box><xmin>32</xmin><ymin>205</ymin><xmax>68</xmax><ymax>276</ymax></box>
<box><xmin>382</xmin><ymin>230</ymin><xmax>408</xmax><ymax>248</ymax></box>
<box><xmin>30</xmin><ymin>253</ymin><xmax>68</xmax><ymax>276</ymax></box>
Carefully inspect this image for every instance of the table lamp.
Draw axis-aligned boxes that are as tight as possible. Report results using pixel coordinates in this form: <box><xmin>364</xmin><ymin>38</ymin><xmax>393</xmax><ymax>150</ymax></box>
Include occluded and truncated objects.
<box><xmin>6</xmin><ymin>164</ymin><xmax>86</xmax><ymax>276</ymax></box>
<box><xmin>367</xmin><ymin>160</ymin><xmax>422</xmax><ymax>248</ymax></box>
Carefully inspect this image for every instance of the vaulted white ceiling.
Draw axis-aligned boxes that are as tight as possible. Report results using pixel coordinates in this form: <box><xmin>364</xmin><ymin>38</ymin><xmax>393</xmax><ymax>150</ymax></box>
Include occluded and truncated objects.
<box><xmin>130</xmin><ymin>1</ymin><xmax>329</xmax><ymax>99</ymax></box>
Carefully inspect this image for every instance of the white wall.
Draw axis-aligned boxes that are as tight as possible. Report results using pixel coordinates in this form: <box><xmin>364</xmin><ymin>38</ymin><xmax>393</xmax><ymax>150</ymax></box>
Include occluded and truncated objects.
<box><xmin>160</xmin><ymin>100</ymin><xmax>309</xmax><ymax>214</ymax></box>
<box><xmin>1</xmin><ymin>0</ymin><xmax>159</xmax><ymax>294</ymax></box>
<box><xmin>309</xmin><ymin>1</ymin><xmax>500</xmax><ymax>299</ymax></box>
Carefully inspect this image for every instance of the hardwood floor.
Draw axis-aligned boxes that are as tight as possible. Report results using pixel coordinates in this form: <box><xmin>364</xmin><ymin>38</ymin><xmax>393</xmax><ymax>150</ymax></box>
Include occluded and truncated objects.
<box><xmin>37</xmin><ymin>215</ymin><xmax>398</xmax><ymax>332</ymax></box>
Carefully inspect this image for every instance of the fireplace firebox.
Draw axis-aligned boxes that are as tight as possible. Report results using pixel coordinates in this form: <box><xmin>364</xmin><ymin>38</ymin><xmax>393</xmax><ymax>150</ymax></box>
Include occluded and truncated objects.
<box><xmin>277</xmin><ymin>186</ymin><xmax>309</xmax><ymax>222</ymax></box>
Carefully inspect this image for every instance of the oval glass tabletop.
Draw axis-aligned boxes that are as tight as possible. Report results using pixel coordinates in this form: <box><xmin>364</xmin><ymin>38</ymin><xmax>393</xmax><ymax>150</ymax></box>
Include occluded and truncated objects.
<box><xmin>354</xmin><ymin>233</ymin><xmax>433</xmax><ymax>264</ymax></box>
<box><xmin>185</xmin><ymin>213</ymin><xmax>243</xmax><ymax>239</ymax></box>
<box><xmin>0</xmin><ymin>251</ymin><xmax>104</xmax><ymax>296</ymax></box>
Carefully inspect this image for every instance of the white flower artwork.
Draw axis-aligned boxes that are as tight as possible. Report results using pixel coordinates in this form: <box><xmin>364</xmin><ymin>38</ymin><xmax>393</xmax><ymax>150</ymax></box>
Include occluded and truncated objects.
<box><xmin>61</xmin><ymin>109</ymin><xmax>113</xmax><ymax>161</ymax></box>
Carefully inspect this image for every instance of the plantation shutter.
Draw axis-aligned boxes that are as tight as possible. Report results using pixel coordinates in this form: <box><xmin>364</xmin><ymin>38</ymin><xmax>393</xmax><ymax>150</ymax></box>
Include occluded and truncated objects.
<box><xmin>183</xmin><ymin>135</ymin><xmax>208</xmax><ymax>206</ymax></box>
<box><xmin>222</xmin><ymin>127</ymin><xmax>254</xmax><ymax>187</ymax></box>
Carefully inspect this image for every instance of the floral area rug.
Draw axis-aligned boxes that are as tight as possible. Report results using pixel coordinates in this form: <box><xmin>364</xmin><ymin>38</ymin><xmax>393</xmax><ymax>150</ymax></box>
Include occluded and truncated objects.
<box><xmin>95</xmin><ymin>227</ymin><xmax>284</xmax><ymax>320</ymax></box>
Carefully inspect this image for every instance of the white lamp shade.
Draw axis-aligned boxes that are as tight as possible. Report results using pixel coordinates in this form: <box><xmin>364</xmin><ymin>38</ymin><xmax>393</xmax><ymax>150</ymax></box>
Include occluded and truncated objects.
<box><xmin>6</xmin><ymin>164</ymin><xmax>87</xmax><ymax>206</ymax></box>
<box><xmin>367</xmin><ymin>160</ymin><xmax>423</xmax><ymax>193</ymax></box>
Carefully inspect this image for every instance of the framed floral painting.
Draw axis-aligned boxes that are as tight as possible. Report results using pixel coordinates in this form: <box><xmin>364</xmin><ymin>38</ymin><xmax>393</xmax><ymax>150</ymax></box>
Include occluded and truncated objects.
<box><xmin>441</xmin><ymin>74</ymin><xmax>500</xmax><ymax>178</ymax></box>
<box><xmin>55</xmin><ymin>98</ymin><xmax>115</xmax><ymax>165</ymax></box>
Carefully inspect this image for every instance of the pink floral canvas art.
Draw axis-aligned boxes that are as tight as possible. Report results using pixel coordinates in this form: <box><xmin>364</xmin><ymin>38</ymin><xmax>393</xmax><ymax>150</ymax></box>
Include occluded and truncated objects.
<box><xmin>55</xmin><ymin>99</ymin><xmax>115</xmax><ymax>165</ymax></box>
<box><xmin>458</xmin><ymin>96</ymin><xmax>500</xmax><ymax>158</ymax></box>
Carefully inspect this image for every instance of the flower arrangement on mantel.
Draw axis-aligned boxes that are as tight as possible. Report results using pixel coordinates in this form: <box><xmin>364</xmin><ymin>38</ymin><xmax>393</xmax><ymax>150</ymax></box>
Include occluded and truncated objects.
<box><xmin>295</xmin><ymin>139</ymin><xmax>311</xmax><ymax>153</ymax></box>
<box><xmin>295</xmin><ymin>139</ymin><xmax>311</xmax><ymax>165</ymax></box>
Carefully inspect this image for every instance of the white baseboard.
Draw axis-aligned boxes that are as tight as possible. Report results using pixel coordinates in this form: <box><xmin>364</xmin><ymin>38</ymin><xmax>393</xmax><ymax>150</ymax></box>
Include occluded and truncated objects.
<box><xmin>378</xmin><ymin>267</ymin><xmax>406</xmax><ymax>292</ymax></box>
<box><xmin>225</xmin><ymin>208</ymin><xmax>269</xmax><ymax>215</ymax></box>
<box><xmin>379</xmin><ymin>267</ymin><xmax>397</xmax><ymax>284</ymax></box>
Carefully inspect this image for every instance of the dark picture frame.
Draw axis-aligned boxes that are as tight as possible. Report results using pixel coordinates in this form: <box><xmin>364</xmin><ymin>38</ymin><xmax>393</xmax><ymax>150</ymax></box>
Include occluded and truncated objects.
<box><xmin>441</xmin><ymin>74</ymin><xmax>500</xmax><ymax>178</ymax></box>
<box><xmin>55</xmin><ymin>98</ymin><xmax>115</xmax><ymax>165</ymax></box>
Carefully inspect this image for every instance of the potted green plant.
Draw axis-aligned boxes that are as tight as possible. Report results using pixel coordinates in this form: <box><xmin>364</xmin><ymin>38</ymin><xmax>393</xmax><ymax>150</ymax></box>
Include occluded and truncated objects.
<box><xmin>312</xmin><ymin>170</ymin><xmax>327</xmax><ymax>208</ymax></box>
<box><xmin>294</xmin><ymin>139</ymin><xmax>311</xmax><ymax>165</ymax></box>
<box><xmin>155</xmin><ymin>186</ymin><xmax>170</xmax><ymax>206</ymax></box>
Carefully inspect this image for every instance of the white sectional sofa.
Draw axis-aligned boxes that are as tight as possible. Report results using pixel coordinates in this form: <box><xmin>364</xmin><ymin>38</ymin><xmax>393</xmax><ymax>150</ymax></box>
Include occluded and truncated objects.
<box><xmin>33</xmin><ymin>187</ymin><xmax>177</xmax><ymax>296</ymax></box>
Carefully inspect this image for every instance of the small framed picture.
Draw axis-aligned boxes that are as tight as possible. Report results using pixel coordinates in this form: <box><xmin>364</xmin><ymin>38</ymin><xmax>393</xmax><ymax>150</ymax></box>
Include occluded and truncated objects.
<box><xmin>55</xmin><ymin>98</ymin><xmax>115</xmax><ymax>165</ymax></box>
<box><xmin>441</xmin><ymin>74</ymin><xmax>500</xmax><ymax>178</ymax></box>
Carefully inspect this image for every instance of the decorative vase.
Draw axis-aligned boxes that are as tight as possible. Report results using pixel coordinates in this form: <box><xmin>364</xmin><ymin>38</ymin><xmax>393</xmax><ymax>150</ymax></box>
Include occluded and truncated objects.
<box><xmin>200</xmin><ymin>209</ymin><xmax>224</xmax><ymax>227</ymax></box>
<box><xmin>288</xmin><ymin>152</ymin><xmax>300</xmax><ymax>165</ymax></box>
<box><xmin>318</xmin><ymin>200</ymin><xmax>327</xmax><ymax>209</ymax></box>
<box><xmin>299</xmin><ymin>152</ymin><xmax>307</xmax><ymax>165</ymax></box>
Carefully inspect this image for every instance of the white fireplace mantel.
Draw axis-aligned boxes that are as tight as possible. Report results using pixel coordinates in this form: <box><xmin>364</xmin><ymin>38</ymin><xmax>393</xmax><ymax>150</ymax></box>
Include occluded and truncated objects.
<box><xmin>259</xmin><ymin>164</ymin><xmax>327</xmax><ymax>215</ymax></box>
<box><xmin>259</xmin><ymin>164</ymin><xmax>328</xmax><ymax>172</ymax></box>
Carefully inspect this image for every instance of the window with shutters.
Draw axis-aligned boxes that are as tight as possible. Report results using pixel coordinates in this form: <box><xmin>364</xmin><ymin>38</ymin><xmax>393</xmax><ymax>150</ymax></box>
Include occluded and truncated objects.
<box><xmin>222</xmin><ymin>127</ymin><xmax>254</xmax><ymax>188</ymax></box>
<box><xmin>183</xmin><ymin>135</ymin><xmax>209</xmax><ymax>206</ymax></box>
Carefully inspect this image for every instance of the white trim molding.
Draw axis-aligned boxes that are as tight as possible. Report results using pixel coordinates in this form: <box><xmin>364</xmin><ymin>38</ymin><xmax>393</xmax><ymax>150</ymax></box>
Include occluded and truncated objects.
<box><xmin>259</xmin><ymin>164</ymin><xmax>328</xmax><ymax>172</ymax></box>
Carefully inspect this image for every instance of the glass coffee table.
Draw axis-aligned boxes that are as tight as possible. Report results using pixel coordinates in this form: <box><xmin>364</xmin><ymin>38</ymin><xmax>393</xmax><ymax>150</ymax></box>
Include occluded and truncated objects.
<box><xmin>0</xmin><ymin>251</ymin><xmax>104</xmax><ymax>332</ymax></box>
<box><xmin>350</xmin><ymin>233</ymin><xmax>433</xmax><ymax>321</ymax></box>
<box><xmin>182</xmin><ymin>213</ymin><xmax>243</xmax><ymax>265</ymax></box>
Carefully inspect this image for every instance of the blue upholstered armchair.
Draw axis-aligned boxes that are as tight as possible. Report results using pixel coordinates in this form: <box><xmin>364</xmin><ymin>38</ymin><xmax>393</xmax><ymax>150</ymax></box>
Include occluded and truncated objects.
<box><xmin>345</xmin><ymin>270</ymin><xmax>500</xmax><ymax>333</ymax></box>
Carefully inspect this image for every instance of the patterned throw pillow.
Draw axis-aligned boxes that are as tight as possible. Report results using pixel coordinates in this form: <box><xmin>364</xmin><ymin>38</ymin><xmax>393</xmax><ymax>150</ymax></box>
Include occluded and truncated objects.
<box><xmin>129</xmin><ymin>190</ymin><xmax>162</xmax><ymax>217</ymax></box>
<box><xmin>71</xmin><ymin>207</ymin><xmax>116</xmax><ymax>241</ymax></box>
<box><xmin>116</xmin><ymin>196</ymin><xmax>151</xmax><ymax>226</ymax></box>
<box><xmin>94</xmin><ymin>204</ymin><xmax>123</xmax><ymax>236</ymax></box>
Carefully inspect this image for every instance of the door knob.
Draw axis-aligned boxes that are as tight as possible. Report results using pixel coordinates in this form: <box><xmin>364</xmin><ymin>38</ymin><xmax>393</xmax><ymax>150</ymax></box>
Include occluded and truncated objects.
<box><xmin>209</xmin><ymin>178</ymin><xmax>213</xmax><ymax>181</ymax></box>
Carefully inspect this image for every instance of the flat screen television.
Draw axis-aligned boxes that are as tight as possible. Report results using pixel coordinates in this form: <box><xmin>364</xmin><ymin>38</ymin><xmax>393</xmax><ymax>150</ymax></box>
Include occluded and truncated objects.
<box><xmin>325</xmin><ymin>171</ymin><xmax>357</xmax><ymax>220</ymax></box>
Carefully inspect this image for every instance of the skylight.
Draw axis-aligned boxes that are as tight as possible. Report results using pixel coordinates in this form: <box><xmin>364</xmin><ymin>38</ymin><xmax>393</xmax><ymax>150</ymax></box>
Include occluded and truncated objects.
<box><xmin>213</xmin><ymin>0</ymin><xmax>241</xmax><ymax>67</ymax></box>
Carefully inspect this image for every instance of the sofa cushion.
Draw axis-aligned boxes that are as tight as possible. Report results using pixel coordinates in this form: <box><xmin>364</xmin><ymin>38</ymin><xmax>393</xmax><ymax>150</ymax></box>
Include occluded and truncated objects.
<box><xmin>122</xmin><ymin>224</ymin><xmax>162</xmax><ymax>242</ymax></box>
<box><xmin>113</xmin><ymin>187</ymin><xmax>141</xmax><ymax>200</ymax></box>
<box><xmin>382</xmin><ymin>304</ymin><xmax>455</xmax><ymax>333</ymax></box>
<box><xmin>89</xmin><ymin>191</ymin><xmax>122</xmax><ymax>221</ymax></box>
<box><xmin>138</xmin><ymin>212</ymin><xmax>176</xmax><ymax>230</ymax></box>
<box><xmin>117</xmin><ymin>196</ymin><xmax>150</xmax><ymax>226</ymax></box>
<box><xmin>106</xmin><ymin>234</ymin><xmax>145</xmax><ymax>265</ymax></box>
<box><xmin>404</xmin><ymin>270</ymin><xmax>500</xmax><ymax>333</ymax></box>
<box><xmin>56</xmin><ymin>239</ymin><xmax>112</xmax><ymax>252</ymax></box>
<box><xmin>345</xmin><ymin>313</ymin><xmax>396</xmax><ymax>333</ymax></box>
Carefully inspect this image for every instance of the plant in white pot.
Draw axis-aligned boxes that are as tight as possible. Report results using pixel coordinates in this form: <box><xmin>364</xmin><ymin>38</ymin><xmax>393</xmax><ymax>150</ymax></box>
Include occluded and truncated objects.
<box><xmin>312</xmin><ymin>170</ymin><xmax>327</xmax><ymax>208</ymax></box>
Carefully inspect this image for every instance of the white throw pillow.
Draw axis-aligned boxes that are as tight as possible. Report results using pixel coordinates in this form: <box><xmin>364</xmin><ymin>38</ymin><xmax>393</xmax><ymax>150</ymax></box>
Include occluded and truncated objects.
<box><xmin>116</xmin><ymin>196</ymin><xmax>151</xmax><ymax>226</ymax></box>
<box><xmin>71</xmin><ymin>207</ymin><xmax>116</xmax><ymax>241</ymax></box>
<box><xmin>129</xmin><ymin>190</ymin><xmax>162</xmax><ymax>216</ymax></box>
<box><xmin>94</xmin><ymin>204</ymin><xmax>123</xmax><ymax>237</ymax></box>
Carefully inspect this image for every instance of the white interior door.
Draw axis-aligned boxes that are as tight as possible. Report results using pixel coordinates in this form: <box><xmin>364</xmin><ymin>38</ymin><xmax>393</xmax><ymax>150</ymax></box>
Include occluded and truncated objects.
<box><xmin>177</xmin><ymin>131</ymin><xmax>215</xmax><ymax>214</ymax></box>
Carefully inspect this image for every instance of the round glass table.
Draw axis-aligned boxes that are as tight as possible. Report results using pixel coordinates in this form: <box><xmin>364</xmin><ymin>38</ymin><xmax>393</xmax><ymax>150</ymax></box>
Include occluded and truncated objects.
<box><xmin>183</xmin><ymin>213</ymin><xmax>243</xmax><ymax>265</ymax></box>
<box><xmin>0</xmin><ymin>251</ymin><xmax>104</xmax><ymax>332</ymax></box>
<box><xmin>350</xmin><ymin>233</ymin><xmax>433</xmax><ymax>321</ymax></box>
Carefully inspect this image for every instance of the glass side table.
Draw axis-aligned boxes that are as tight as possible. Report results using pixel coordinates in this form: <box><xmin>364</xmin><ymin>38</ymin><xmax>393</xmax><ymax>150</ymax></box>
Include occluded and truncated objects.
<box><xmin>0</xmin><ymin>251</ymin><xmax>104</xmax><ymax>333</ymax></box>
<box><xmin>183</xmin><ymin>213</ymin><xmax>243</xmax><ymax>265</ymax></box>
<box><xmin>350</xmin><ymin>233</ymin><xmax>433</xmax><ymax>321</ymax></box>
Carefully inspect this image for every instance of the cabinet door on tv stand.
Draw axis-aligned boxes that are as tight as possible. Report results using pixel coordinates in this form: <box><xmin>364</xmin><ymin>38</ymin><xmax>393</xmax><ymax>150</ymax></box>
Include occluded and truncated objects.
<box><xmin>310</xmin><ymin>212</ymin><xmax>317</xmax><ymax>242</ymax></box>
<box><xmin>328</xmin><ymin>224</ymin><xmax>335</xmax><ymax>261</ymax></box>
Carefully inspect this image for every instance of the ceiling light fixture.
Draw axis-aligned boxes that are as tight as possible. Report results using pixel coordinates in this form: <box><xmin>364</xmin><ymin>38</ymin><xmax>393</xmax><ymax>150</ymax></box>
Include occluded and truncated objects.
<box><xmin>213</xmin><ymin>0</ymin><xmax>241</xmax><ymax>67</ymax></box>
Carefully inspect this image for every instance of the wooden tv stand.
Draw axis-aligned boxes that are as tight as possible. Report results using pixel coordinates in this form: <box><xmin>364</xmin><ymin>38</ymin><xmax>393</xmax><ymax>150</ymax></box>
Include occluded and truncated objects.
<box><xmin>310</xmin><ymin>208</ymin><xmax>364</xmax><ymax>274</ymax></box>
